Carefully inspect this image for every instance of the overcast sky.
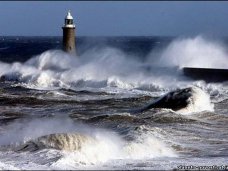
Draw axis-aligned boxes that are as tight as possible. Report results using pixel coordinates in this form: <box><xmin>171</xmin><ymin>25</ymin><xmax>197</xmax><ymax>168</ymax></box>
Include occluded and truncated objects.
<box><xmin>1</xmin><ymin>1</ymin><xmax>228</xmax><ymax>37</ymax></box>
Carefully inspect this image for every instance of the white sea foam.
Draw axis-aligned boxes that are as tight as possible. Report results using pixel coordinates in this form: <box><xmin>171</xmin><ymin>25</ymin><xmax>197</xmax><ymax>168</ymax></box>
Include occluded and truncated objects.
<box><xmin>51</xmin><ymin>131</ymin><xmax>177</xmax><ymax>169</ymax></box>
<box><xmin>176</xmin><ymin>86</ymin><xmax>214</xmax><ymax>115</ymax></box>
<box><xmin>0</xmin><ymin>118</ymin><xmax>176</xmax><ymax>168</ymax></box>
<box><xmin>0</xmin><ymin>161</ymin><xmax>19</xmax><ymax>170</ymax></box>
<box><xmin>0</xmin><ymin>35</ymin><xmax>227</xmax><ymax>99</ymax></box>
<box><xmin>0</xmin><ymin>36</ymin><xmax>227</xmax><ymax>170</ymax></box>
<box><xmin>123</xmin><ymin>134</ymin><xmax>176</xmax><ymax>160</ymax></box>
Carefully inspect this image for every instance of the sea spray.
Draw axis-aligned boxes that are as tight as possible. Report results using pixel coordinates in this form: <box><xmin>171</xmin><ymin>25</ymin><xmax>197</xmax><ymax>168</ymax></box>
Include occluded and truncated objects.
<box><xmin>0</xmin><ymin>36</ymin><xmax>228</xmax><ymax>170</ymax></box>
<box><xmin>0</xmin><ymin>118</ymin><xmax>76</xmax><ymax>146</ymax></box>
<box><xmin>0</xmin><ymin>118</ymin><xmax>177</xmax><ymax>166</ymax></box>
<box><xmin>176</xmin><ymin>86</ymin><xmax>214</xmax><ymax>114</ymax></box>
<box><xmin>149</xmin><ymin>35</ymin><xmax>228</xmax><ymax>68</ymax></box>
<box><xmin>0</xmin><ymin>36</ymin><xmax>227</xmax><ymax>97</ymax></box>
<box><xmin>25</xmin><ymin>50</ymin><xmax>79</xmax><ymax>71</ymax></box>
<box><xmin>0</xmin><ymin>48</ymin><xmax>185</xmax><ymax>91</ymax></box>
<box><xmin>133</xmin><ymin>86</ymin><xmax>214</xmax><ymax>115</ymax></box>
<box><xmin>123</xmin><ymin>134</ymin><xmax>177</xmax><ymax>159</ymax></box>
<box><xmin>50</xmin><ymin>131</ymin><xmax>177</xmax><ymax>167</ymax></box>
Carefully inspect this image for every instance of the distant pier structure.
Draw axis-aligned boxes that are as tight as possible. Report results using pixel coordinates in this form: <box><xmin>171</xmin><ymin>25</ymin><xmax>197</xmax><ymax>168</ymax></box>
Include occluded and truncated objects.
<box><xmin>62</xmin><ymin>10</ymin><xmax>76</xmax><ymax>54</ymax></box>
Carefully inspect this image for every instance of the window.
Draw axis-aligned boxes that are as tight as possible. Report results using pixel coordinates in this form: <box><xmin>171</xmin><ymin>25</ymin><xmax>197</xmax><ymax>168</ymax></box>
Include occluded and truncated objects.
<box><xmin>65</xmin><ymin>19</ymin><xmax>73</xmax><ymax>25</ymax></box>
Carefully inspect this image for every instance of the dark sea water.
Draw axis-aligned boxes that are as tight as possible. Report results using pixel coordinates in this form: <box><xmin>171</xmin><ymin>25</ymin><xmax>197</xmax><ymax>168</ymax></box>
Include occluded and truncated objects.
<box><xmin>0</xmin><ymin>36</ymin><xmax>227</xmax><ymax>170</ymax></box>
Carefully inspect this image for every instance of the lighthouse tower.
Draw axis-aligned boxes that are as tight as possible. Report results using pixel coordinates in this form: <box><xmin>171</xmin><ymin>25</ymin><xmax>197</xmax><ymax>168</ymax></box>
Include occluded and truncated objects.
<box><xmin>62</xmin><ymin>10</ymin><xmax>76</xmax><ymax>54</ymax></box>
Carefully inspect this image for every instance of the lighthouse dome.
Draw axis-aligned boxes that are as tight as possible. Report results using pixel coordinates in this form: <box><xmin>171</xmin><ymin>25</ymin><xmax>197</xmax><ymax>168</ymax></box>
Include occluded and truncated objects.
<box><xmin>66</xmin><ymin>10</ymin><xmax>73</xmax><ymax>20</ymax></box>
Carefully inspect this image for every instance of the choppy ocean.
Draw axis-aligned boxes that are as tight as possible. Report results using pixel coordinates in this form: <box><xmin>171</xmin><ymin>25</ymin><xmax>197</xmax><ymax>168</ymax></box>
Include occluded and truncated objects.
<box><xmin>0</xmin><ymin>36</ymin><xmax>227</xmax><ymax>170</ymax></box>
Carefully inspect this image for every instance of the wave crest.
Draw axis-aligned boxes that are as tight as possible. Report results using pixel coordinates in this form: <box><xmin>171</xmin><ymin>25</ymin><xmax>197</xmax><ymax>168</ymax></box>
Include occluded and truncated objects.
<box><xmin>18</xmin><ymin>133</ymin><xmax>96</xmax><ymax>152</ymax></box>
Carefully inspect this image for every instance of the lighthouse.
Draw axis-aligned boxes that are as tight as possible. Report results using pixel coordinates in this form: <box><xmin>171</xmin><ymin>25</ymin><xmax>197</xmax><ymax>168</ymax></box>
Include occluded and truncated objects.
<box><xmin>62</xmin><ymin>10</ymin><xmax>76</xmax><ymax>54</ymax></box>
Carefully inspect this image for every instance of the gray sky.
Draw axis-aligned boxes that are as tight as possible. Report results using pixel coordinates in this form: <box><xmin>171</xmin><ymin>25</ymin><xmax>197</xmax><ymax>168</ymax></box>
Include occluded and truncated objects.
<box><xmin>1</xmin><ymin>1</ymin><xmax>228</xmax><ymax>36</ymax></box>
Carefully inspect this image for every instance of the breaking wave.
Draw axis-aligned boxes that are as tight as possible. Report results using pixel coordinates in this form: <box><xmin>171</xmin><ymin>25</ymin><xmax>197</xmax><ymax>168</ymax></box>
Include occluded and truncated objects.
<box><xmin>0</xmin><ymin>35</ymin><xmax>227</xmax><ymax>99</ymax></box>
<box><xmin>17</xmin><ymin>133</ymin><xmax>96</xmax><ymax>152</ymax></box>
<box><xmin>176</xmin><ymin>86</ymin><xmax>214</xmax><ymax>114</ymax></box>
<box><xmin>134</xmin><ymin>86</ymin><xmax>214</xmax><ymax>115</ymax></box>
<box><xmin>0</xmin><ymin>119</ymin><xmax>177</xmax><ymax>166</ymax></box>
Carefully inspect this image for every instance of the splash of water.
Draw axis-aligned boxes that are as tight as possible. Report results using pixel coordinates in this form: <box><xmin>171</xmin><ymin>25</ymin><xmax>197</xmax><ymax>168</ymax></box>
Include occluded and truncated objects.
<box><xmin>176</xmin><ymin>86</ymin><xmax>214</xmax><ymax>115</ymax></box>
<box><xmin>0</xmin><ymin>118</ymin><xmax>177</xmax><ymax>166</ymax></box>
<box><xmin>0</xmin><ymin>36</ymin><xmax>227</xmax><ymax>97</ymax></box>
<box><xmin>151</xmin><ymin>35</ymin><xmax>228</xmax><ymax>68</ymax></box>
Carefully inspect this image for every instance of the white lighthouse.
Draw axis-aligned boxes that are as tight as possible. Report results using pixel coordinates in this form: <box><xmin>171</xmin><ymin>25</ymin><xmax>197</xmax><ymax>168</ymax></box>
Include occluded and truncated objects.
<box><xmin>62</xmin><ymin>10</ymin><xmax>76</xmax><ymax>54</ymax></box>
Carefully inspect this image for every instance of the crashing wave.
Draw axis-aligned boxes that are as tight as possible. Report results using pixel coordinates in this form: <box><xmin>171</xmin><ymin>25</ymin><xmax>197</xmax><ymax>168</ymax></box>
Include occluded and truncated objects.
<box><xmin>17</xmin><ymin>133</ymin><xmax>96</xmax><ymax>152</ymax></box>
<box><xmin>133</xmin><ymin>86</ymin><xmax>214</xmax><ymax>115</ymax></box>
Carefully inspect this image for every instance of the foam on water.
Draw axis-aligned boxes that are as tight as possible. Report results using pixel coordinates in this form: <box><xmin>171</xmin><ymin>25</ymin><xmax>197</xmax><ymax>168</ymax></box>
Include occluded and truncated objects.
<box><xmin>0</xmin><ymin>161</ymin><xmax>19</xmax><ymax>170</ymax></box>
<box><xmin>50</xmin><ymin>132</ymin><xmax>177</xmax><ymax>169</ymax></box>
<box><xmin>0</xmin><ymin>36</ymin><xmax>227</xmax><ymax>101</ymax></box>
<box><xmin>0</xmin><ymin>36</ymin><xmax>228</xmax><ymax>170</ymax></box>
<box><xmin>176</xmin><ymin>86</ymin><xmax>214</xmax><ymax>115</ymax></box>
<box><xmin>136</xmin><ymin>86</ymin><xmax>214</xmax><ymax>115</ymax></box>
<box><xmin>0</xmin><ymin>118</ymin><xmax>177</xmax><ymax>168</ymax></box>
